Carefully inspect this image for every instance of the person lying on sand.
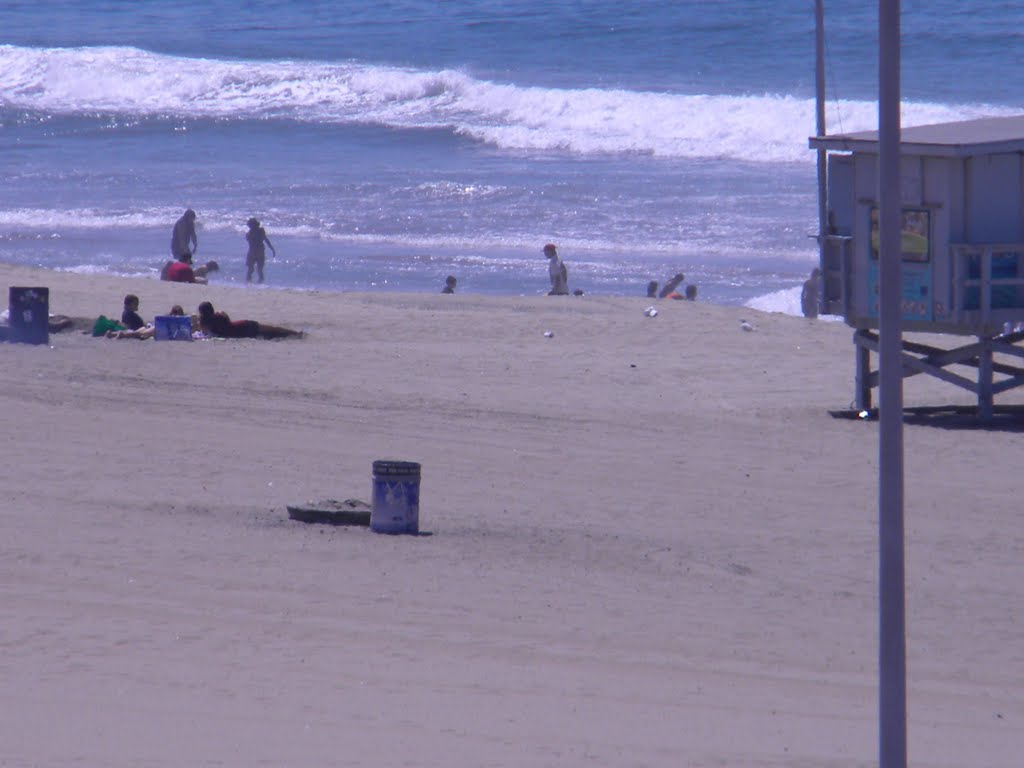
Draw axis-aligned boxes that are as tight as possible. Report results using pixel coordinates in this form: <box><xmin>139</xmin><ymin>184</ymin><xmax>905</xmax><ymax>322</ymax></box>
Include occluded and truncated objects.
<box><xmin>196</xmin><ymin>301</ymin><xmax>302</xmax><ymax>340</ymax></box>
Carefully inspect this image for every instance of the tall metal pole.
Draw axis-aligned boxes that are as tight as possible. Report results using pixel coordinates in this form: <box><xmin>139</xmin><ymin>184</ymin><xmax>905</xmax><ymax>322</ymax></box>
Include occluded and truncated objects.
<box><xmin>815</xmin><ymin>0</ymin><xmax>828</xmax><ymax>284</ymax></box>
<box><xmin>878</xmin><ymin>1</ymin><xmax>907</xmax><ymax>767</ymax></box>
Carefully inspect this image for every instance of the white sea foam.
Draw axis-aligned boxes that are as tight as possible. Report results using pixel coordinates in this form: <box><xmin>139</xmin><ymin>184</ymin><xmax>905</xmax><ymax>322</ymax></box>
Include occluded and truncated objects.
<box><xmin>0</xmin><ymin>206</ymin><xmax>175</xmax><ymax>231</ymax></box>
<box><xmin>0</xmin><ymin>204</ymin><xmax>739</xmax><ymax>257</ymax></box>
<box><xmin>1</xmin><ymin>45</ymin><xmax>1017</xmax><ymax>163</ymax></box>
<box><xmin>744</xmin><ymin>285</ymin><xmax>844</xmax><ymax>319</ymax></box>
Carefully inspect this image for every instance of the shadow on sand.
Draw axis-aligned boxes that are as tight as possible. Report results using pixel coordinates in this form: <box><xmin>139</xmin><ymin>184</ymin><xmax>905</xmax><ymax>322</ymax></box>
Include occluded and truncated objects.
<box><xmin>830</xmin><ymin>404</ymin><xmax>1024</xmax><ymax>433</ymax></box>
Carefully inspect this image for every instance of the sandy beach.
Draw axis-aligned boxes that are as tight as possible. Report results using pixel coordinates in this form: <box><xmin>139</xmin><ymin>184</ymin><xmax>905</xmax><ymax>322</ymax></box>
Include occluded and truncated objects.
<box><xmin>1</xmin><ymin>262</ymin><xmax>1022</xmax><ymax>767</ymax></box>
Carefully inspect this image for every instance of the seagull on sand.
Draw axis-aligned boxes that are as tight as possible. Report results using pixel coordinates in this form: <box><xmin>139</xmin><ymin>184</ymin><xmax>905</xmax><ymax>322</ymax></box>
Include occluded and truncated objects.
<box><xmin>740</xmin><ymin>319</ymin><xmax>756</xmax><ymax>332</ymax></box>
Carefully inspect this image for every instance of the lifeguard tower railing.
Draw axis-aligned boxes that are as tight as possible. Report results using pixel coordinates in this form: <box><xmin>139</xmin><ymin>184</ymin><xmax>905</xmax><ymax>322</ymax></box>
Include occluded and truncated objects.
<box><xmin>846</xmin><ymin>243</ymin><xmax>1024</xmax><ymax>420</ymax></box>
<box><xmin>951</xmin><ymin>243</ymin><xmax>1024</xmax><ymax>335</ymax></box>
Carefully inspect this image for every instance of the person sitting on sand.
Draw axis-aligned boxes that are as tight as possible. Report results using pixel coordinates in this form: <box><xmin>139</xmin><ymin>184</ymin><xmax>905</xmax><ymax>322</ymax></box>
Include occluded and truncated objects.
<box><xmin>658</xmin><ymin>272</ymin><xmax>685</xmax><ymax>299</ymax></box>
<box><xmin>196</xmin><ymin>301</ymin><xmax>302</xmax><ymax>340</ymax></box>
<box><xmin>172</xmin><ymin>304</ymin><xmax>205</xmax><ymax>335</ymax></box>
<box><xmin>544</xmin><ymin>243</ymin><xmax>569</xmax><ymax>295</ymax></box>
<box><xmin>122</xmin><ymin>294</ymin><xmax>145</xmax><ymax>330</ymax></box>
<box><xmin>646</xmin><ymin>280</ymin><xmax>659</xmax><ymax>298</ymax></box>
<box><xmin>442</xmin><ymin>275</ymin><xmax>457</xmax><ymax>294</ymax></box>
<box><xmin>106</xmin><ymin>294</ymin><xmax>156</xmax><ymax>339</ymax></box>
<box><xmin>666</xmin><ymin>283</ymin><xmax>698</xmax><ymax>301</ymax></box>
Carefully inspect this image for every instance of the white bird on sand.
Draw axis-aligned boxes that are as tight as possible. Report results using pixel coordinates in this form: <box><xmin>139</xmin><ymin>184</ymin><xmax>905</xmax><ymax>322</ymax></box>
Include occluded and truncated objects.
<box><xmin>740</xmin><ymin>319</ymin><xmax>756</xmax><ymax>332</ymax></box>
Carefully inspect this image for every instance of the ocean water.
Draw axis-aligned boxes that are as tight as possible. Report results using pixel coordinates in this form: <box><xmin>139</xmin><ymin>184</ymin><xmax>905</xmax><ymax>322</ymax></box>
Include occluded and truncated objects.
<box><xmin>2</xmin><ymin>1</ymin><xmax>1022</xmax><ymax>310</ymax></box>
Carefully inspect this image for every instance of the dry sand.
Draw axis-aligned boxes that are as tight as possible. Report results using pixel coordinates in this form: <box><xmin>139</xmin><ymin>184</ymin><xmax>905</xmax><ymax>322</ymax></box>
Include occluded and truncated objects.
<box><xmin>1</xmin><ymin>262</ymin><xmax>1022</xmax><ymax>767</ymax></box>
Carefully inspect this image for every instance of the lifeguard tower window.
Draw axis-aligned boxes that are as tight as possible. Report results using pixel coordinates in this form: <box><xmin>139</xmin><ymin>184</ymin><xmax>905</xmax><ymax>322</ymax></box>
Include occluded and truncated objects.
<box><xmin>869</xmin><ymin>207</ymin><xmax>930</xmax><ymax>263</ymax></box>
<box><xmin>963</xmin><ymin>250</ymin><xmax>1024</xmax><ymax>311</ymax></box>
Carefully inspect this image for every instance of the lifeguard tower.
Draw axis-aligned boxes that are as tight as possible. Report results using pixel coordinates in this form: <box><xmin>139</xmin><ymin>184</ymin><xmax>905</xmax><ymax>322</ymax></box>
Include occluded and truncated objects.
<box><xmin>809</xmin><ymin>114</ymin><xmax>1024</xmax><ymax>420</ymax></box>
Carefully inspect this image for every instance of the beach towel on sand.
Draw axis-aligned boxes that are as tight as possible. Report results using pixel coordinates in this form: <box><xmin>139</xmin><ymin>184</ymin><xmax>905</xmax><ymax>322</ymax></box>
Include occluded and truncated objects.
<box><xmin>91</xmin><ymin>315</ymin><xmax>126</xmax><ymax>337</ymax></box>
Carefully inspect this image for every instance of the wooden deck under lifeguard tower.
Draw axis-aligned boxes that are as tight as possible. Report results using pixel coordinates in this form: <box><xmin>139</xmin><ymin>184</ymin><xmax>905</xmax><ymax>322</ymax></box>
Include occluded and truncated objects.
<box><xmin>810</xmin><ymin>114</ymin><xmax>1024</xmax><ymax>421</ymax></box>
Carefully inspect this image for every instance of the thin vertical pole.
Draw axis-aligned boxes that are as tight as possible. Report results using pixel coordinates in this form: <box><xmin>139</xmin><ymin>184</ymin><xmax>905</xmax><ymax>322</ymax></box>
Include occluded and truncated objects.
<box><xmin>855</xmin><ymin>330</ymin><xmax>873</xmax><ymax>411</ymax></box>
<box><xmin>878</xmin><ymin>1</ymin><xmax>907</xmax><ymax>767</ymax></box>
<box><xmin>978</xmin><ymin>337</ymin><xmax>994</xmax><ymax>422</ymax></box>
<box><xmin>815</xmin><ymin>0</ymin><xmax>828</xmax><ymax>301</ymax></box>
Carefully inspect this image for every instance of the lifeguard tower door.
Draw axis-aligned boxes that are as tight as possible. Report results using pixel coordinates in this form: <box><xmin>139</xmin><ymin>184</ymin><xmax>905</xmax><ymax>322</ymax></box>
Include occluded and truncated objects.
<box><xmin>864</xmin><ymin>206</ymin><xmax>934</xmax><ymax>326</ymax></box>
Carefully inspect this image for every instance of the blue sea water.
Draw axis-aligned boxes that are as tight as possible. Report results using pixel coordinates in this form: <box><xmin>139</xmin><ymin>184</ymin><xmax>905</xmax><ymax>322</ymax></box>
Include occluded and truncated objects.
<box><xmin>1</xmin><ymin>1</ymin><xmax>1022</xmax><ymax>309</ymax></box>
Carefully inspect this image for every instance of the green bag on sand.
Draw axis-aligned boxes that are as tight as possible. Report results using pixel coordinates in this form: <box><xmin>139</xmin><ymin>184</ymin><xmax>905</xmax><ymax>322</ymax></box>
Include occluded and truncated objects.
<box><xmin>91</xmin><ymin>315</ymin><xmax>126</xmax><ymax>337</ymax></box>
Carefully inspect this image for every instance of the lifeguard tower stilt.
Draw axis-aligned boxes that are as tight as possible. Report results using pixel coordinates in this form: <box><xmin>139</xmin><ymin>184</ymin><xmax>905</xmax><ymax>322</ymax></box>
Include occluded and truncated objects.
<box><xmin>853</xmin><ymin>328</ymin><xmax>1024</xmax><ymax>422</ymax></box>
<box><xmin>810</xmin><ymin>115</ymin><xmax>1024</xmax><ymax>422</ymax></box>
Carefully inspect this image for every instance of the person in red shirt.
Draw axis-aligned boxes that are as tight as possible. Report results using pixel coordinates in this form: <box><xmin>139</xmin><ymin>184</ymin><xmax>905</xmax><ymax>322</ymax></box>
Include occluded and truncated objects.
<box><xmin>164</xmin><ymin>254</ymin><xmax>208</xmax><ymax>284</ymax></box>
<box><xmin>161</xmin><ymin>257</ymin><xmax>217</xmax><ymax>283</ymax></box>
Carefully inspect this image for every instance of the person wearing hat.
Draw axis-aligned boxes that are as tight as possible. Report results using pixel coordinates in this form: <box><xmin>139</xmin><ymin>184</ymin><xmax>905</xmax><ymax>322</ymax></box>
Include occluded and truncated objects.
<box><xmin>543</xmin><ymin>243</ymin><xmax>569</xmax><ymax>295</ymax></box>
<box><xmin>245</xmin><ymin>217</ymin><xmax>276</xmax><ymax>283</ymax></box>
<box><xmin>170</xmin><ymin>208</ymin><xmax>198</xmax><ymax>260</ymax></box>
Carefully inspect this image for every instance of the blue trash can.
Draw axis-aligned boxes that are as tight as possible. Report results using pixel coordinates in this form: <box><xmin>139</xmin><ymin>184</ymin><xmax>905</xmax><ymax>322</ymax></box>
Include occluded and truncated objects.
<box><xmin>370</xmin><ymin>460</ymin><xmax>421</xmax><ymax>534</ymax></box>
<box><xmin>8</xmin><ymin>287</ymin><xmax>49</xmax><ymax>345</ymax></box>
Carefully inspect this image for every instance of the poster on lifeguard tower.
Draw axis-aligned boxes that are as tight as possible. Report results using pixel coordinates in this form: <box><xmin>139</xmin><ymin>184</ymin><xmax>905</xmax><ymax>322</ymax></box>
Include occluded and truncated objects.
<box><xmin>867</xmin><ymin>207</ymin><xmax>933</xmax><ymax>322</ymax></box>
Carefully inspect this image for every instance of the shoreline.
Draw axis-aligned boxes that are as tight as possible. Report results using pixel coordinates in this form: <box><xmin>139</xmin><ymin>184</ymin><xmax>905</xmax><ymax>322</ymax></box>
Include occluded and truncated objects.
<box><xmin>3</xmin><ymin>261</ymin><xmax>1022</xmax><ymax>766</ymax></box>
<box><xmin>12</xmin><ymin>257</ymin><xmax>816</xmax><ymax>313</ymax></box>
<box><xmin>0</xmin><ymin>217</ymin><xmax>818</xmax><ymax>309</ymax></box>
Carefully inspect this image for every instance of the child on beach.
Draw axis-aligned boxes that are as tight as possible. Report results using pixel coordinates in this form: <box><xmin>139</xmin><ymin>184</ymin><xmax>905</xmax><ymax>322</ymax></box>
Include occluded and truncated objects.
<box><xmin>442</xmin><ymin>275</ymin><xmax>457</xmax><ymax>293</ymax></box>
<box><xmin>121</xmin><ymin>294</ymin><xmax>145</xmax><ymax>330</ymax></box>
<box><xmin>106</xmin><ymin>294</ymin><xmax>155</xmax><ymax>339</ymax></box>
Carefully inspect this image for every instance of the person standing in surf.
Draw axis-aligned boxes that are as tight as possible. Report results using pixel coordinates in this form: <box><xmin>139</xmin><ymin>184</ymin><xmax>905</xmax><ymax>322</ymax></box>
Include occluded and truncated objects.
<box><xmin>801</xmin><ymin>268</ymin><xmax>821</xmax><ymax>318</ymax></box>
<box><xmin>170</xmin><ymin>208</ymin><xmax>198</xmax><ymax>259</ymax></box>
<box><xmin>245</xmin><ymin>217</ymin><xmax>276</xmax><ymax>283</ymax></box>
<box><xmin>544</xmin><ymin>243</ymin><xmax>569</xmax><ymax>295</ymax></box>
